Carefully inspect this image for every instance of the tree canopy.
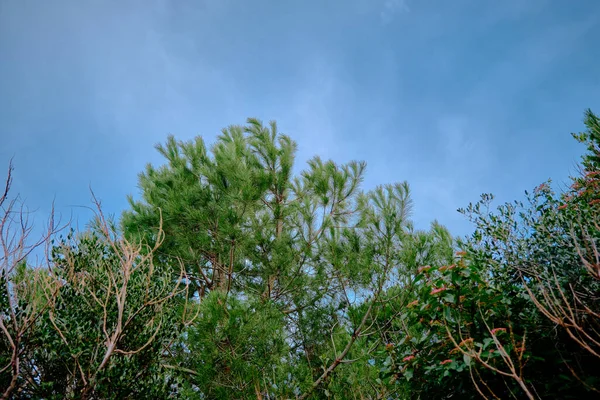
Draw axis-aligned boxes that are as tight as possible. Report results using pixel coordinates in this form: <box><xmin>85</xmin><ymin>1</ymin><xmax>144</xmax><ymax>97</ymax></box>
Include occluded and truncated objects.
<box><xmin>2</xmin><ymin>111</ymin><xmax>600</xmax><ymax>399</ymax></box>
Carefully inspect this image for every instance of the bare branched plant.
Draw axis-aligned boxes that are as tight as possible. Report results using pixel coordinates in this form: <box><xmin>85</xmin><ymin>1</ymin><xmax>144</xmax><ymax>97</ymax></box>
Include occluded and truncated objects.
<box><xmin>445</xmin><ymin>313</ymin><xmax>536</xmax><ymax>400</ymax></box>
<box><xmin>0</xmin><ymin>161</ymin><xmax>66</xmax><ymax>399</ymax></box>
<box><xmin>40</xmin><ymin>192</ymin><xmax>189</xmax><ymax>398</ymax></box>
<box><xmin>520</xmin><ymin>215</ymin><xmax>600</xmax><ymax>393</ymax></box>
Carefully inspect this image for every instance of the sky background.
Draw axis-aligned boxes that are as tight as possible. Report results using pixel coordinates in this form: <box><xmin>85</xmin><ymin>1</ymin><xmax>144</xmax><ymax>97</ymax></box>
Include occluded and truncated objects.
<box><xmin>1</xmin><ymin>0</ymin><xmax>600</xmax><ymax>241</ymax></box>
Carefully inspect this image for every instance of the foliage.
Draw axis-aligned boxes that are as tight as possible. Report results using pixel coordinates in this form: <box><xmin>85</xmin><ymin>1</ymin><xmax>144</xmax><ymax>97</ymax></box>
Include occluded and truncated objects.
<box><xmin>176</xmin><ymin>292</ymin><xmax>287</xmax><ymax>398</ymax></box>
<box><xmin>0</xmin><ymin>161</ymin><xmax>65</xmax><ymax>400</ymax></box>
<box><xmin>3</xmin><ymin>110</ymin><xmax>600</xmax><ymax>398</ymax></box>
<box><xmin>32</xmin><ymin>204</ymin><xmax>186</xmax><ymax>399</ymax></box>
<box><xmin>375</xmin><ymin>109</ymin><xmax>600</xmax><ymax>399</ymax></box>
<box><xmin>120</xmin><ymin>118</ymin><xmax>423</xmax><ymax>398</ymax></box>
<box><xmin>1</xmin><ymin>186</ymin><xmax>187</xmax><ymax>398</ymax></box>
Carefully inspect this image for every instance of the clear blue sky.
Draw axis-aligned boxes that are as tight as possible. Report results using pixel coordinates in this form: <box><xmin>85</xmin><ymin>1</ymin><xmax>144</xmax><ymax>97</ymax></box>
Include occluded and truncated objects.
<box><xmin>1</xmin><ymin>0</ymin><xmax>599</xmax><ymax>239</ymax></box>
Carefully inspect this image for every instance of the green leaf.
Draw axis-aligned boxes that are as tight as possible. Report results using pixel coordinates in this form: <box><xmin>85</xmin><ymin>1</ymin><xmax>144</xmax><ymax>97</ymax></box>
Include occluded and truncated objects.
<box><xmin>443</xmin><ymin>293</ymin><xmax>455</xmax><ymax>303</ymax></box>
<box><xmin>463</xmin><ymin>354</ymin><xmax>471</xmax><ymax>367</ymax></box>
<box><xmin>443</xmin><ymin>307</ymin><xmax>454</xmax><ymax>323</ymax></box>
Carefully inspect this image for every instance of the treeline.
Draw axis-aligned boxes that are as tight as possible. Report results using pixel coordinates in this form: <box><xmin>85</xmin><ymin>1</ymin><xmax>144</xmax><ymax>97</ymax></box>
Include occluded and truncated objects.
<box><xmin>1</xmin><ymin>111</ymin><xmax>600</xmax><ymax>399</ymax></box>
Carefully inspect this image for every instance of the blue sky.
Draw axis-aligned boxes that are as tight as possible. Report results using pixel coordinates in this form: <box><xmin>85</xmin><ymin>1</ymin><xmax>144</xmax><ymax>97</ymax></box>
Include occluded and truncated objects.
<box><xmin>1</xmin><ymin>0</ymin><xmax>599</xmax><ymax>240</ymax></box>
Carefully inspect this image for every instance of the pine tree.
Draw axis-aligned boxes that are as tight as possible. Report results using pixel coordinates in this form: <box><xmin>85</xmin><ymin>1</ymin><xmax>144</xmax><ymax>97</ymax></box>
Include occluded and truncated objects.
<box><xmin>121</xmin><ymin>118</ymin><xmax>438</xmax><ymax>397</ymax></box>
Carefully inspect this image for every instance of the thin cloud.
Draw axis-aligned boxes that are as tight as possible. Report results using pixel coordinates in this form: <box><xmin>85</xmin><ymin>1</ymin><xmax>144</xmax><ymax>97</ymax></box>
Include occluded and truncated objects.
<box><xmin>380</xmin><ymin>0</ymin><xmax>410</xmax><ymax>24</ymax></box>
<box><xmin>278</xmin><ymin>58</ymin><xmax>353</xmax><ymax>165</ymax></box>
